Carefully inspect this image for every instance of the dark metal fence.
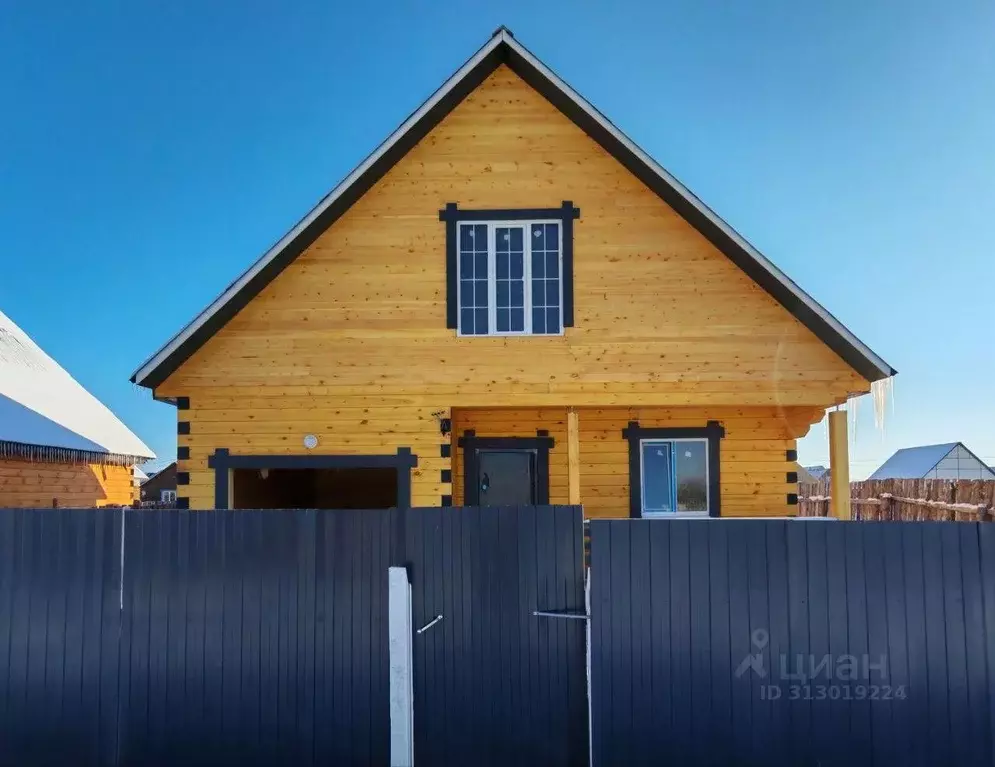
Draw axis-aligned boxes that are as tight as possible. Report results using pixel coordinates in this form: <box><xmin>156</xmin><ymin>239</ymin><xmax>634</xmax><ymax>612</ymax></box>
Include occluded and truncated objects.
<box><xmin>0</xmin><ymin>507</ymin><xmax>394</xmax><ymax>766</ymax></box>
<box><xmin>0</xmin><ymin>505</ymin><xmax>587</xmax><ymax>767</ymax></box>
<box><xmin>589</xmin><ymin>519</ymin><xmax>995</xmax><ymax>767</ymax></box>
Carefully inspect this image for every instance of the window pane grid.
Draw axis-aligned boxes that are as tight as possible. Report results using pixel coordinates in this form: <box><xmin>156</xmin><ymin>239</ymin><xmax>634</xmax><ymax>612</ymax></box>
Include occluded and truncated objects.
<box><xmin>530</xmin><ymin>223</ymin><xmax>561</xmax><ymax>334</ymax></box>
<box><xmin>458</xmin><ymin>223</ymin><xmax>489</xmax><ymax>335</ymax></box>
<box><xmin>495</xmin><ymin>226</ymin><xmax>525</xmax><ymax>333</ymax></box>
<box><xmin>456</xmin><ymin>219</ymin><xmax>562</xmax><ymax>337</ymax></box>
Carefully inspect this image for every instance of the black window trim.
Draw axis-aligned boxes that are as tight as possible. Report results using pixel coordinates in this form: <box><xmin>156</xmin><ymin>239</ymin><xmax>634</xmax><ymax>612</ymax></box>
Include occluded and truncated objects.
<box><xmin>206</xmin><ymin>447</ymin><xmax>418</xmax><ymax>510</ymax></box>
<box><xmin>441</xmin><ymin>201</ymin><xmax>580</xmax><ymax>331</ymax></box>
<box><xmin>621</xmin><ymin>421</ymin><xmax>724</xmax><ymax>518</ymax></box>
<box><xmin>457</xmin><ymin>430</ymin><xmax>554</xmax><ymax>505</ymax></box>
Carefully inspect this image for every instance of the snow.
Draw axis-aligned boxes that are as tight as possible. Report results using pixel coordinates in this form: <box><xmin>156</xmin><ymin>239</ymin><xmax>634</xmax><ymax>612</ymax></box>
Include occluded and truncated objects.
<box><xmin>0</xmin><ymin>309</ymin><xmax>154</xmax><ymax>460</ymax></box>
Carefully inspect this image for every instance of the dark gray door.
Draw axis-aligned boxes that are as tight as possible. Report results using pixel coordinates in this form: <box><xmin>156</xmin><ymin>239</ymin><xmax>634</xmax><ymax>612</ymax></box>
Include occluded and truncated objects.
<box><xmin>477</xmin><ymin>449</ymin><xmax>535</xmax><ymax>505</ymax></box>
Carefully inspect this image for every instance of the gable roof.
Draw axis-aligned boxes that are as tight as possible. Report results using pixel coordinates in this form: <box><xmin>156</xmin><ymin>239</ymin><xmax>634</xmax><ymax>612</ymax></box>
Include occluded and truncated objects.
<box><xmin>131</xmin><ymin>27</ymin><xmax>896</xmax><ymax>390</ymax></box>
<box><xmin>868</xmin><ymin>443</ymin><xmax>957</xmax><ymax>479</ymax></box>
<box><xmin>0</xmin><ymin>309</ymin><xmax>154</xmax><ymax>463</ymax></box>
<box><xmin>866</xmin><ymin>442</ymin><xmax>995</xmax><ymax>480</ymax></box>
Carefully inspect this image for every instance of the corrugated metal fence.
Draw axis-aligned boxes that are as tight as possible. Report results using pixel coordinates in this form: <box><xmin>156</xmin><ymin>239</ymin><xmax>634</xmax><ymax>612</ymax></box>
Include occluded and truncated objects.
<box><xmin>0</xmin><ymin>505</ymin><xmax>587</xmax><ymax>767</ymax></box>
<box><xmin>589</xmin><ymin>519</ymin><xmax>995</xmax><ymax>767</ymax></box>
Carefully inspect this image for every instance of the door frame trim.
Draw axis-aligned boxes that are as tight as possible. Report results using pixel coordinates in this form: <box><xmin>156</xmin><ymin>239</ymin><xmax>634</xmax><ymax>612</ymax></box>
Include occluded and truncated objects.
<box><xmin>457</xmin><ymin>430</ymin><xmax>554</xmax><ymax>505</ymax></box>
<box><xmin>207</xmin><ymin>447</ymin><xmax>418</xmax><ymax>509</ymax></box>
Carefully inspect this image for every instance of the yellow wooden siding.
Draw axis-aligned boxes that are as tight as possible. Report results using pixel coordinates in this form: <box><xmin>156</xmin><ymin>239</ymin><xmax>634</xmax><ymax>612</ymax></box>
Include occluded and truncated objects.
<box><xmin>452</xmin><ymin>406</ymin><xmax>815</xmax><ymax>517</ymax></box>
<box><xmin>0</xmin><ymin>459</ymin><xmax>135</xmax><ymax>508</ymax></box>
<box><xmin>177</xmin><ymin>395</ymin><xmax>450</xmax><ymax>509</ymax></box>
<box><xmin>157</xmin><ymin>64</ymin><xmax>866</xmax><ymax>507</ymax></box>
<box><xmin>159</xmin><ymin>64</ymin><xmax>867</xmax><ymax>407</ymax></box>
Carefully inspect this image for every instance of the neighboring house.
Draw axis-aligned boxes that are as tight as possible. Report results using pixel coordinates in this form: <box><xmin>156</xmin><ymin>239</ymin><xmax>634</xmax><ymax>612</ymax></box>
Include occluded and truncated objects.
<box><xmin>131</xmin><ymin>29</ymin><xmax>894</xmax><ymax>518</ymax></box>
<box><xmin>0</xmin><ymin>309</ymin><xmax>155</xmax><ymax>507</ymax></box>
<box><xmin>794</xmin><ymin>464</ymin><xmax>819</xmax><ymax>484</ymax></box>
<box><xmin>804</xmin><ymin>465</ymin><xmax>830</xmax><ymax>482</ymax></box>
<box><xmin>140</xmin><ymin>462</ymin><xmax>178</xmax><ymax>505</ymax></box>
<box><xmin>868</xmin><ymin>443</ymin><xmax>995</xmax><ymax>481</ymax></box>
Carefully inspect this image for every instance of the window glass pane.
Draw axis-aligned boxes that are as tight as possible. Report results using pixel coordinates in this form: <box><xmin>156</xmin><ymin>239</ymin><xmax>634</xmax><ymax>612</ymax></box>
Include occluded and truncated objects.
<box><xmin>510</xmin><ymin>308</ymin><xmax>524</xmax><ymax>332</ymax></box>
<box><xmin>546</xmin><ymin>251</ymin><xmax>558</xmax><ymax>277</ymax></box>
<box><xmin>460</xmin><ymin>308</ymin><xmax>475</xmax><ymax>334</ymax></box>
<box><xmin>546</xmin><ymin>308</ymin><xmax>560</xmax><ymax>333</ymax></box>
<box><xmin>532</xmin><ymin>307</ymin><xmax>546</xmax><ymax>334</ymax></box>
<box><xmin>497</xmin><ymin>282</ymin><xmax>509</xmax><ymax>305</ymax></box>
<box><xmin>532</xmin><ymin>250</ymin><xmax>545</xmax><ymax>278</ymax></box>
<box><xmin>545</xmin><ymin>223</ymin><xmax>558</xmax><ymax>248</ymax></box>
<box><xmin>674</xmin><ymin>441</ymin><xmax>708</xmax><ymax>512</ymax></box>
<box><xmin>460</xmin><ymin>279</ymin><xmax>474</xmax><ymax>303</ymax></box>
<box><xmin>496</xmin><ymin>308</ymin><xmax>509</xmax><ymax>332</ymax></box>
<box><xmin>460</xmin><ymin>251</ymin><xmax>473</xmax><ymax>276</ymax></box>
<box><xmin>641</xmin><ymin>442</ymin><xmax>674</xmax><ymax>513</ymax></box>
<box><xmin>510</xmin><ymin>252</ymin><xmax>523</xmax><ymax>280</ymax></box>
<box><xmin>496</xmin><ymin>252</ymin><xmax>509</xmax><ymax>279</ymax></box>
<box><xmin>511</xmin><ymin>282</ymin><xmax>524</xmax><ymax>306</ymax></box>
<box><xmin>546</xmin><ymin>281</ymin><xmax>559</xmax><ymax>307</ymax></box>
<box><xmin>474</xmin><ymin>281</ymin><xmax>488</xmax><ymax>306</ymax></box>
<box><xmin>532</xmin><ymin>223</ymin><xmax>545</xmax><ymax>249</ymax></box>
<box><xmin>475</xmin><ymin>252</ymin><xmax>488</xmax><ymax>275</ymax></box>
<box><xmin>474</xmin><ymin>309</ymin><xmax>488</xmax><ymax>334</ymax></box>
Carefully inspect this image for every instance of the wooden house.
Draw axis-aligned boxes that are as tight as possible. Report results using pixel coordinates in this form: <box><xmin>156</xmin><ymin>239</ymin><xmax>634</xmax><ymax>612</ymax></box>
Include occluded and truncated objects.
<box><xmin>139</xmin><ymin>461</ymin><xmax>178</xmax><ymax>505</ymax></box>
<box><xmin>131</xmin><ymin>29</ymin><xmax>894</xmax><ymax>518</ymax></box>
<box><xmin>1</xmin><ymin>309</ymin><xmax>154</xmax><ymax>507</ymax></box>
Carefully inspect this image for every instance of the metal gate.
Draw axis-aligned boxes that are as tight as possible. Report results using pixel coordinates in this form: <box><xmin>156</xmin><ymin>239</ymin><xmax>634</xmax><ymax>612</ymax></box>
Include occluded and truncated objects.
<box><xmin>401</xmin><ymin>505</ymin><xmax>588</xmax><ymax>767</ymax></box>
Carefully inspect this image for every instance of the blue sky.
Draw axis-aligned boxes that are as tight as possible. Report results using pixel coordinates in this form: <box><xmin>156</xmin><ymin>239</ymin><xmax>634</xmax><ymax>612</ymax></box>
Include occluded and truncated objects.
<box><xmin>2</xmin><ymin>1</ymin><xmax>992</xmax><ymax>477</ymax></box>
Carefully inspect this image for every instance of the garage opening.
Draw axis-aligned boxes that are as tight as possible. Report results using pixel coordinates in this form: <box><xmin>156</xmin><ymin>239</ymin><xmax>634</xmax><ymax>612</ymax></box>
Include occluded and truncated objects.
<box><xmin>231</xmin><ymin>467</ymin><xmax>399</xmax><ymax>509</ymax></box>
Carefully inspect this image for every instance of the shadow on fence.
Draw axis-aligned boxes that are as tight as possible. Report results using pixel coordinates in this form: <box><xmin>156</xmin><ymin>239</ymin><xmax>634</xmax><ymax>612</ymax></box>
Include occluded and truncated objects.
<box><xmin>799</xmin><ymin>479</ymin><xmax>995</xmax><ymax>521</ymax></box>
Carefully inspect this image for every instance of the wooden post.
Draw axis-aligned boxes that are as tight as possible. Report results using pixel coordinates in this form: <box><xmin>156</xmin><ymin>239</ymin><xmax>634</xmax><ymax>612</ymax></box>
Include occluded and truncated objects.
<box><xmin>567</xmin><ymin>408</ymin><xmax>581</xmax><ymax>506</ymax></box>
<box><xmin>828</xmin><ymin>410</ymin><xmax>851</xmax><ymax>520</ymax></box>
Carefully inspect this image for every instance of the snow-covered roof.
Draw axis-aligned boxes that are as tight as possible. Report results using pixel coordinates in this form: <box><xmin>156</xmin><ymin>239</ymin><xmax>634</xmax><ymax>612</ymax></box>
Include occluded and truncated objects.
<box><xmin>0</xmin><ymin>309</ymin><xmax>154</xmax><ymax>462</ymax></box>
<box><xmin>868</xmin><ymin>443</ymin><xmax>958</xmax><ymax>480</ymax></box>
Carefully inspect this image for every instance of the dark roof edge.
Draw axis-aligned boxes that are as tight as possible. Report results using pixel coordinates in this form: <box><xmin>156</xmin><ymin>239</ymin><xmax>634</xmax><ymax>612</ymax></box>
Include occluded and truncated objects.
<box><xmin>132</xmin><ymin>29</ymin><xmax>895</xmax><ymax>389</ymax></box>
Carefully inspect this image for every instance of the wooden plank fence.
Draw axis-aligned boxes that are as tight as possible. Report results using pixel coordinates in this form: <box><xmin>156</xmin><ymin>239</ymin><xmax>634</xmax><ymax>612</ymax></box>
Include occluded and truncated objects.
<box><xmin>799</xmin><ymin>479</ymin><xmax>995</xmax><ymax>522</ymax></box>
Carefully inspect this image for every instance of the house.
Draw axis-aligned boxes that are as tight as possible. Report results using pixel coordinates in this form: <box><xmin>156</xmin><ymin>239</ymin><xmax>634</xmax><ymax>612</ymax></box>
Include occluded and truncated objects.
<box><xmin>139</xmin><ymin>461</ymin><xmax>178</xmax><ymax>505</ymax></box>
<box><xmin>794</xmin><ymin>464</ymin><xmax>820</xmax><ymax>484</ymax></box>
<box><xmin>804</xmin><ymin>465</ymin><xmax>830</xmax><ymax>481</ymax></box>
<box><xmin>131</xmin><ymin>28</ymin><xmax>894</xmax><ymax>518</ymax></box>
<box><xmin>868</xmin><ymin>442</ymin><xmax>995</xmax><ymax>480</ymax></box>
<box><xmin>1</xmin><ymin>309</ymin><xmax>154</xmax><ymax>507</ymax></box>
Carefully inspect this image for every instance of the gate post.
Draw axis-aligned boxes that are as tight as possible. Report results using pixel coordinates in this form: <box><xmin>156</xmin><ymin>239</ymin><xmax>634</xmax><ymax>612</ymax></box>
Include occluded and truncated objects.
<box><xmin>389</xmin><ymin>566</ymin><xmax>414</xmax><ymax>767</ymax></box>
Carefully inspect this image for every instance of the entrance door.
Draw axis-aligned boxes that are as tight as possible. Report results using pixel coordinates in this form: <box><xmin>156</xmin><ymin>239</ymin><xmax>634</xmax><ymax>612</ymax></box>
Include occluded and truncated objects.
<box><xmin>459</xmin><ymin>433</ymin><xmax>554</xmax><ymax>506</ymax></box>
<box><xmin>477</xmin><ymin>450</ymin><xmax>535</xmax><ymax>505</ymax></box>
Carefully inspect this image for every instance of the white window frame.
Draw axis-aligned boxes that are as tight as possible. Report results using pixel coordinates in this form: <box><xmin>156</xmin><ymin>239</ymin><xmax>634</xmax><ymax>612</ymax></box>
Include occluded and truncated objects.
<box><xmin>639</xmin><ymin>438</ymin><xmax>710</xmax><ymax>518</ymax></box>
<box><xmin>456</xmin><ymin>219</ymin><xmax>564</xmax><ymax>337</ymax></box>
<box><xmin>161</xmin><ymin>489</ymin><xmax>177</xmax><ymax>503</ymax></box>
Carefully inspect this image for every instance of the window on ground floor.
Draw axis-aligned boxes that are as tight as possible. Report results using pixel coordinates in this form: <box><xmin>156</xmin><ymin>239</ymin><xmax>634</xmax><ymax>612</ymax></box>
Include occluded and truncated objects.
<box><xmin>623</xmin><ymin>421</ymin><xmax>724</xmax><ymax>518</ymax></box>
<box><xmin>640</xmin><ymin>439</ymin><xmax>709</xmax><ymax>516</ymax></box>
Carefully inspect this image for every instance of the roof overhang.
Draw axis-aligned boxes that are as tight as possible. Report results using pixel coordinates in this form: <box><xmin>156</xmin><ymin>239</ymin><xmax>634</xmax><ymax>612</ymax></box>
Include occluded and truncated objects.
<box><xmin>132</xmin><ymin>27</ymin><xmax>896</xmax><ymax>390</ymax></box>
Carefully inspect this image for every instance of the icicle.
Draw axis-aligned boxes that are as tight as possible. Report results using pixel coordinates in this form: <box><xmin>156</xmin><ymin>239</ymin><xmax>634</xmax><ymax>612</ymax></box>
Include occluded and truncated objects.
<box><xmin>0</xmin><ymin>439</ymin><xmax>140</xmax><ymax>466</ymax></box>
<box><xmin>848</xmin><ymin>396</ymin><xmax>858</xmax><ymax>446</ymax></box>
<box><xmin>870</xmin><ymin>377</ymin><xmax>894</xmax><ymax>433</ymax></box>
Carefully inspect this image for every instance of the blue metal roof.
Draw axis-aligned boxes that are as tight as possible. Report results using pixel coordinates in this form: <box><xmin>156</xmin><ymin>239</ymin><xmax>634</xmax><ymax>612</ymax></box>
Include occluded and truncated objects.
<box><xmin>868</xmin><ymin>443</ymin><xmax>959</xmax><ymax>480</ymax></box>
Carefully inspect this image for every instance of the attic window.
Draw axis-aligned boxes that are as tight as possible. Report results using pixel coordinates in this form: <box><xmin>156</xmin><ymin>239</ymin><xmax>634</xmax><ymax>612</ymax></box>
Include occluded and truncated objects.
<box><xmin>440</xmin><ymin>202</ymin><xmax>580</xmax><ymax>335</ymax></box>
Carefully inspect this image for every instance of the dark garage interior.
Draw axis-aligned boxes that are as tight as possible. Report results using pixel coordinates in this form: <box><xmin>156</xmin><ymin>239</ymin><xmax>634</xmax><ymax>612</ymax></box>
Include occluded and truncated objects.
<box><xmin>231</xmin><ymin>467</ymin><xmax>399</xmax><ymax>509</ymax></box>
